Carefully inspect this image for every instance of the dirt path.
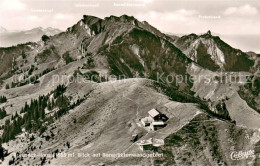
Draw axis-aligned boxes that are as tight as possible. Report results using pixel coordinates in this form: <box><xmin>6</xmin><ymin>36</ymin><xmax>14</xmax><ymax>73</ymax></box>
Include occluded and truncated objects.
<box><xmin>111</xmin><ymin>83</ymin><xmax>140</xmax><ymax>117</ymax></box>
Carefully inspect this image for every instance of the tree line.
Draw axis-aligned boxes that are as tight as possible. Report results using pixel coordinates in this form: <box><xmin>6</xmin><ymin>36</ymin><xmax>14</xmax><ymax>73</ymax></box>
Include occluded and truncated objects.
<box><xmin>5</xmin><ymin>67</ymin><xmax>55</xmax><ymax>89</ymax></box>
<box><xmin>0</xmin><ymin>83</ymin><xmax>93</xmax><ymax>146</ymax></box>
<box><xmin>1</xmin><ymin>84</ymin><xmax>69</xmax><ymax>143</ymax></box>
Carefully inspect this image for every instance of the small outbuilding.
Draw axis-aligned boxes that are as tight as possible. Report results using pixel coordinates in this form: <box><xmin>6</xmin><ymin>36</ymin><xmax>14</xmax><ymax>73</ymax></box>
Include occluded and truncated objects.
<box><xmin>137</xmin><ymin>138</ymin><xmax>165</xmax><ymax>151</ymax></box>
<box><xmin>153</xmin><ymin>139</ymin><xmax>165</xmax><ymax>147</ymax></box>
<box><xmin>141</xmin><ymin>108</ymin><xmax>168</xmax><ymax>128</ymax></box>
<box><xmin>137</xmin><ymin>138</ymin><xmax>153</xmax><ymax>151</ymax></box>
<box><xmin>148</xmin><ymin>108</ymin><xmax>160</xmax><ymax>120</ymax></box>
<box><xmin>150</xmin><ymin>121</ymin><xmax>166</xmax><ymax>131</ymax></box>
<box><xmin>141</xmin><ymin>116</ymin><xmax>154</xmax><ymax>127</ymax></box>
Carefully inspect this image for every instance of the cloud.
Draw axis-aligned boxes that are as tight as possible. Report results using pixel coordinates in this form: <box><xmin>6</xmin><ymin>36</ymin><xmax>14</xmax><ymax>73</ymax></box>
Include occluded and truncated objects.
<box><xmin>55</xmin><ymin>14</ymin><xmax>66</xmax><ymax>20</ymax></box>
<box><xmin>175</xmin><ymin>9</ymin><xmax>198</xmax><ymax>16</ymax></box>
<box><xmin>224</xmin><ymin>4</ymin><xmax>258</xmax><ymax>16</ymax></box>
<box><xmin>0</xmin><ymin>0</ymin><xmax>26</xmax><ymax>11</ymax></box>
<box><xmin>136</xmin><ymin>9</ymin><xmax>198</xmax><ymax>22</ymax></box>
<box><xmin>27</xmin><ymin>15</ymin><xmax>39</xmax><ymax>22</ymax></box>
<box><xmin>1</xmin><ymin>0</ymin><xmax>259</xmax><ymax>36</ymax></box>
<box><xmin>135</xmin><ymin>9</ymin><xmax>200</xmax><ymax>34</ymax></box>
<box><xmin>136</xmin><ymin>0</ymin><xmax>153</xmax><ymax>3</ymax></box>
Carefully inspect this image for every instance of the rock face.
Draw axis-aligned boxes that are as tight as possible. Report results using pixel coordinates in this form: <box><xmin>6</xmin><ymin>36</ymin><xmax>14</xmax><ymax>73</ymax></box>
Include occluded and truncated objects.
<box><xmin>0</xmin><ymin>15</ymin><xmax>259</xmax><ymax>165</ymax></box>
<box><xmin>174</xmin><ymin>31</ymin><xmax>254</xmax><ymax>71</ymax></box>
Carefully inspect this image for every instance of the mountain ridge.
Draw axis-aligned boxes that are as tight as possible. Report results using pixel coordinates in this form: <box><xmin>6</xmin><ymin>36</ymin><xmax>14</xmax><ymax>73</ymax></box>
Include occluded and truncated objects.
<box><xmin>174</xmin><ymin>30</ymin><xmax>254</xmax><ymax>72</ymax></box>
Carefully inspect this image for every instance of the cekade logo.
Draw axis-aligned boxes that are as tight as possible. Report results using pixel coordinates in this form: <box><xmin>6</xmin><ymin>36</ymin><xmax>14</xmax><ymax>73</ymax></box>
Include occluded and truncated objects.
<box><xmin>230</xmin><ymin>150</ymin><xmax>255</xmax><ymax>160</ymax></box>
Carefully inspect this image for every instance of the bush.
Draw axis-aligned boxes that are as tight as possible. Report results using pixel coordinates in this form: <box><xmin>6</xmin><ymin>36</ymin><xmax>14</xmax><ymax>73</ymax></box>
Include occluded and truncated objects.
<box><xmin>63</xmin><ymin>52</ymin><xmax>73</xmax><ymax>64</ymax></box>
<box><xmin>40</xmin><ymin>126</ymin><xmax>47</xmax><ymax>135</ymax></box>
<box><xmin>42</xmin><ymin>35</ymin><xmax>50</xmax><ymax>42</ymax></box>
<box><xmin>0</xmin><ymin>107</ymin><xmax>7</xmax><ymax>119</ymax></box>
<box><xmin>0</xmin><ymin>144</ymin><xmax>7</xmax><ymax>159</ymax></box>
<box><xmin>87</xmin><ymin>57</ymin><xmax>95</xmax><ymax>68</ymax></box>
<box><xmin>0</xmin><ymin>96</ymin><xmax>7</xmax><ymax>103</ymax></box>
<box><xmin>22</xmin><ymin>51</ymin><xmax>27</xmax><ymax>59</ymax></box>
<box><xmin>5</xmin><ymin>84</ymin><xmax>10</xmax><ymax>89</ymax></box>
<box><xmin>53</xmin><ymin>84</ymin><xmax>67</xmax><ymax>98</ymax></box>
<box><xmin>28</xmin><ymin>65</ymin><xmax>35</xmax><ymax>75</ymax></box>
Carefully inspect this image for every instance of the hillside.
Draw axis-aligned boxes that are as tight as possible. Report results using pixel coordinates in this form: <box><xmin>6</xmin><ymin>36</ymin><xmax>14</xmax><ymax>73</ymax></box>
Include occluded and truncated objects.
<box><xmin>187</xmin><ymin>62</ymin><xmax>260</xmax><ymax>129</ymax></box>
<box><xmin>1</xmin><ymin>77</ymin><xmax>259</xmax><ymax>165</ymax></box>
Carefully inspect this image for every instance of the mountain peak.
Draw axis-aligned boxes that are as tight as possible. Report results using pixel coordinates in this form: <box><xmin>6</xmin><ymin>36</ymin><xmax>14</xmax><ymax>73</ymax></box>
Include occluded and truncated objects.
<box><xmin>119</xmin><ymin>14</ymin><xmax>136</xmax><ymax>21</ymax></box>
<box><xmin>66</xmin><ymin>15</ymin><xmax>104</xmax><ymax>36</ymax></box>
<box><xmin>104</xmin><ymin>15</ymin><xmax>137</xmax><ymax>23</ymax></box>
<box><xmin>200</xmin><ymin>30</ymin><xmax>214</xmax><ymax>38</ymax></box>
<box><xmin>0</xmin><ymin>26</ymin><xmax>8</xmax><ymax>33</ymax></box>
<box><xmin>31</xmin><ymin>27</ymin><xmax>44</xmax><ymax>31</ymax></box>
<box><xmin>175</xmin><ymin>30</ymin><xmax>254</xmax><ymax>71</ymax></box>
<box><xmin>82</xmin><ymin>15</ymin><xmax>102</xmax><ymax>23</ymax></box>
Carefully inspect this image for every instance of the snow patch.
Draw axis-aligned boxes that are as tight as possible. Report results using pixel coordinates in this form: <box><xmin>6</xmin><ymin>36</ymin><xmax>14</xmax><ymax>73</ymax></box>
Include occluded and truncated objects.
<box><xmin>205</xmin><ymin>90</ymin><xmax>215</xmax><ymax>99</ymax></box>
<box><xmin>79</xmin><ymin>20</ymin><xmax>84</xmax><ymax>26</ymax></box>
<box><xmin>186</xmin><ymin>38</ymin><xmax>225</xmax><ymax>68</ymax></box>
<box><xmin>129</xmin><ymin>45</ymin><xmax>144</xmax><ymax>67</ymax></box>
<box><xmin>28</xmin><ymin>44</ymin><xmax>35</xmax><ymax>49</ymax></box>
<box><xmin>189</xmin><ymin>62</ymin><xmax>201</xmax><ymax>72</ymax></box>
<box><xmin>196</xmin><ymin>110</ymin><xmax>203</xmax><ymax>115</ymax></box>
<box><xmin>204</xmin><ymin>39</ymin><xmax>225</xmax><ymax>67</ymax></box>
<box><xmin>84</xmin><ymin>24</ymin><xmax>92</xmax><ymax>36</ymax></box>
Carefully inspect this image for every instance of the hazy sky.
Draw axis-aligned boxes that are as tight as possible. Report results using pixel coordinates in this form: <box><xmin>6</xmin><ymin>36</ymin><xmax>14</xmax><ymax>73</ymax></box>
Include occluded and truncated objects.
<box><xmin>0</xmin><ymin>0</ymin><xmax>260</xmax><ymax>35</ymax></box>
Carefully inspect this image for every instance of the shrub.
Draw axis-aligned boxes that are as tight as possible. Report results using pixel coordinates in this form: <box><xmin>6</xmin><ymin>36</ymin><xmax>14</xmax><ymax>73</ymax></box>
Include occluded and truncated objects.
<box><xmin>5</xmin><ymin>84</ymin><xmax>10</xmax><ymax>89</ymax></box>
<box><xmin>22</xmin><ymin>51</ymin><xmax>27</xmax><ymax>59</ymax></box>
<box><xmin>0</xmin><ymin>107</ymin><xmax>7</xmax><ymax>119</ymax></box>
<box><xmin>42</xmin><ymin>35</ymin><xmax>50</xmax><ymax>42</ymax></box>
<box><xmin>53</xmin><ymin>84</ymin><xmax>67</xmax><ymax>98</ymax></box>
<box><xmin>0</xmin><ymin>96</ymin><xmax>7</xmax><ymax>103</ymax></box>
<box><xmin>63</xmin><ymin>52</ymin><xmax>73</xmax><ymax>64</ymax></box>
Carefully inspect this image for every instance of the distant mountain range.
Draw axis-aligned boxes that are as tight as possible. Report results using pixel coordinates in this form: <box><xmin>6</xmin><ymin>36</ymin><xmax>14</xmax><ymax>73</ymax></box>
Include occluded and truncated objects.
<box><xmin>0</xmin><ymin>26</ymin><xmax>62</xmax><ymax>47</ymax></box>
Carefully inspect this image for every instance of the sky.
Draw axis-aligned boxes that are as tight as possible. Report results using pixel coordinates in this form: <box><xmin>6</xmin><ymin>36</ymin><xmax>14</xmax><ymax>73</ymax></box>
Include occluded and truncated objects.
<box><xmin>0</xmin><ymin>0</ymin><xmax>260</xmax><ymax>51</ymax></box>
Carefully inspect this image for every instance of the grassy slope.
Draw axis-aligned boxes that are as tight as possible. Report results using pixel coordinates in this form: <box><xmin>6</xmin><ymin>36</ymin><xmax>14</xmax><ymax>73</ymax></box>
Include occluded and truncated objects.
<box><xmin>1</xmin><ymin>78</ymin><xmax>203</xmax><ymax>165</ymax></box>
<box><xmin>156</xmin><ymin>113</ymin><xmax>258</xmax><ymax>165</ymax></box>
